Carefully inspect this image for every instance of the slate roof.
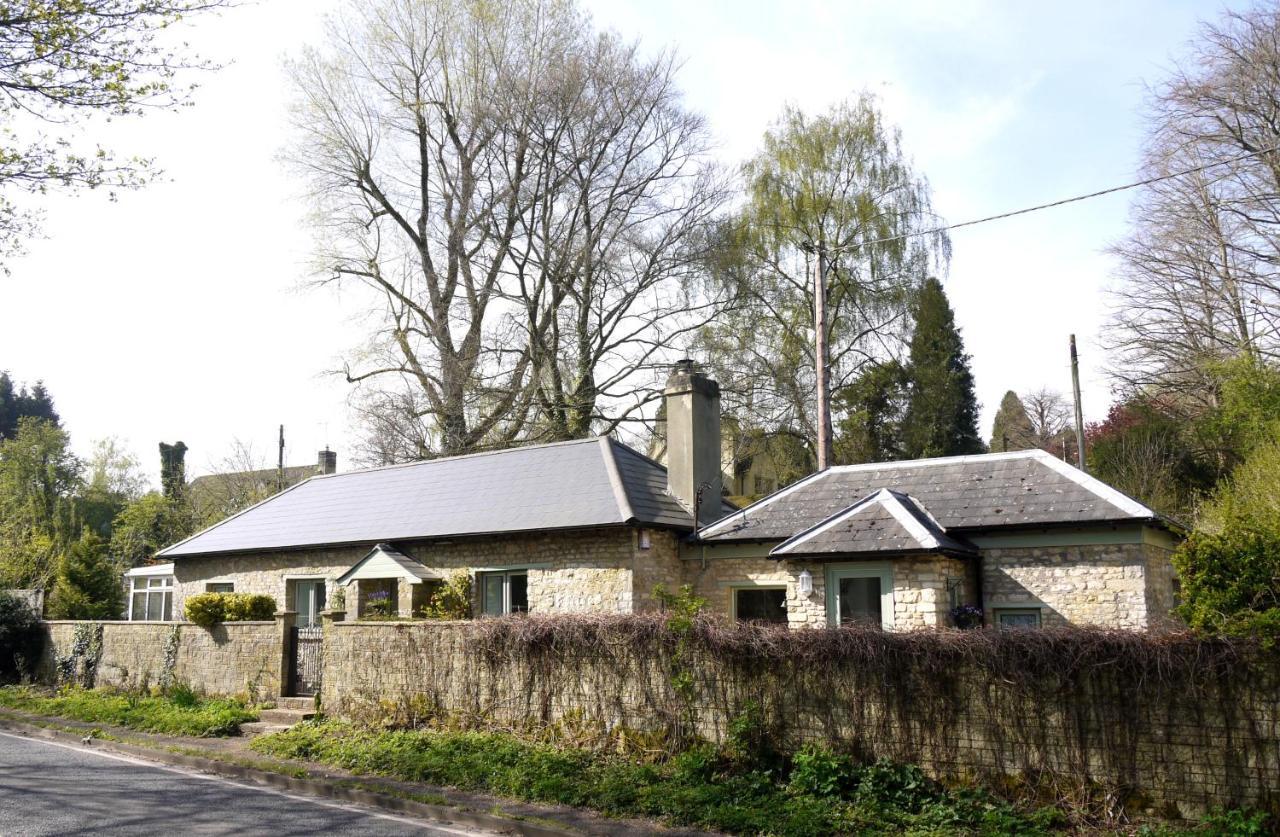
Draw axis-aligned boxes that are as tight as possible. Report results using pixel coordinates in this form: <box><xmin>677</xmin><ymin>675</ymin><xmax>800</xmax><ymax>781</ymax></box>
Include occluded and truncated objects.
<box><xmin>161</xmin><ymin>437</ymin><xmax>725</xmax><ymax>558</ymax></box>
<box><xmin>771</xmin><ymin>489</ymin><xmax>978</xmax><ymax>558</ymax></box>
<box><xmin>697</xmin><ymin>449</ymin><xmax>1159</xmax><ymax>544</ymax></box>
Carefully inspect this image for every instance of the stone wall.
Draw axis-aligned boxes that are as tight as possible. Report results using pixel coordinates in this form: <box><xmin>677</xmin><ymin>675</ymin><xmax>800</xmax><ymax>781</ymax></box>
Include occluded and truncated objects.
<box><xmin>39</xmin><ymin>620</ymin><xmax>282</xmax><ymax>699</ymax></box>
<box><xmin>173</xmin><ymin>528</ymin><xmax>661</xmax><ymax>620</ymax></box>
<box><xmin>981</xmin><ymin>542</ymin><xmax>1173</xmax><ymax>629</ymax></box>
<box><xmin>321</xmin><ymin>619</ymin><xmax>1280</xmax><ymax>819</ymax></box>
<box><xmin>685</xmin><ymin>554</ymin><xmax>979</xmax><ymax>629</ymax></box>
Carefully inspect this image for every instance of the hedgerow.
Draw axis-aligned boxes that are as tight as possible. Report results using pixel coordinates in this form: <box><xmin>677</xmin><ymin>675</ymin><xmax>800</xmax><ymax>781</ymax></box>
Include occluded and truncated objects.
<box><xmin>183</xmin><ymin>593</ymin><xmax>276</xmax><ymax>628</ymax></box>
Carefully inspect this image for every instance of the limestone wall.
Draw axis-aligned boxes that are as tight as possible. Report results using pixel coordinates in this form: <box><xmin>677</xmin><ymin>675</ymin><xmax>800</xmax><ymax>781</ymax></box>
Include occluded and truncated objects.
<box><xmin>321</xmin><ymin>619</ymin><xmax>1280</xmax><ymax>819</ymax></box>
<box><xmin>173</xmin><ymin>528</ymin><xmax>655</xmax><ymax>619</ymax></box>
<box><xmin>39</xmin><ymin>620</ymin><xmax>282</xmax><ymax>699</ymax></box>
<box><xmin>981</xmin><ymin>542</ymin><xmax>1173</xmax><ymax>628</ymax></box>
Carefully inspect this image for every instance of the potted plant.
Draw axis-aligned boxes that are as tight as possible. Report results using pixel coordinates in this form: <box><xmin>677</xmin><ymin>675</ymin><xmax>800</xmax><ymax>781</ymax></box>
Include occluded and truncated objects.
<box><xmin>950</xmin><ymin>604</ymin><xmax>983</xmax><ymax>629</ymax></box>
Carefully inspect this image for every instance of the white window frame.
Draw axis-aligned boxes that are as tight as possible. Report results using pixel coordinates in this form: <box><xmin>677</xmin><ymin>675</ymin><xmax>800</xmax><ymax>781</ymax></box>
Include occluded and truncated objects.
<box><xmin>128</xmin><ymin>575</ymin><xmax>173</xmax><ymax>621</ymax></box>
<box><xmin>825</xmin><ymin>562</ymin><xmax>894</xmax><ymax>629</ymax></box>
<box><xmin>290</xmin><ymin>578</ymin><xmax>328</xmax><ymax>627</ymax></box>
<box><xmin>995</xmin><ymin>608</ymin><xmax>1042</xmax><ymax>629</ymax></box>
<box><xmin>479</xmin><ymin>570</ymin><xmax>529</xmax><ymax>616</ymax></box>
<box><xmin>204</xmin><ymin>581</ymin><xmax>234</xmax><ymax>594</ymax></box>
<box><xmin>729</xmin><ymin>584</ymin><xmax>788</xmax><ymax>624</ymax></box>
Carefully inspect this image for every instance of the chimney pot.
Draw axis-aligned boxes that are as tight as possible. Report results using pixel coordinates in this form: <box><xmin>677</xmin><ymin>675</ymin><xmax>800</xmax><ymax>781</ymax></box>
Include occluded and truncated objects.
<box><xmin>318</xmin><ymin>448</ymin><xmax>338</xmax><ymax>475</ymax></box>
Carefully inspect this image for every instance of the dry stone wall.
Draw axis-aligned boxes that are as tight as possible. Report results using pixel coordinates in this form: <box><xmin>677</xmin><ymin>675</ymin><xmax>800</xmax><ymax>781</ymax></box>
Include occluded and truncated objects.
<box><xmin>322</xmin><ymin>619</ymin><xmax>1280</xmax><ymax>820</ymax></box>
<box><xmin>39</xmin><ymin>620</ymin><xmax>281</xmax><ymax>699</ymax></box>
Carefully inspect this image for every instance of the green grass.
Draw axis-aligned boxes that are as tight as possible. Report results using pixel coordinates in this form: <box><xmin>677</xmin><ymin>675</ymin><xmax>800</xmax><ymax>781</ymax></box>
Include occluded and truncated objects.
<box><xmin>250</xmin><ymin>720</ymin><xmax>1071</xmax><ymax>836</ymax></box>
<box><xmin>0</xmin><ymin>685</ymin><xmax>257</xmax><ymax>737</ymax></box>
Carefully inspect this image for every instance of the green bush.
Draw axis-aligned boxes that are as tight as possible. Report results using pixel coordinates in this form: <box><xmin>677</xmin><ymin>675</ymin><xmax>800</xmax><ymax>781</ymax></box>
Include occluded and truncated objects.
<box><xmin>183</xmin><ymin>593</ymin><xmax>276</xmax><ymax>628</ymax></box>
<box><xmin>1174</xmin><ymin>527</ymin><xmax>1280</xmax><ymax>643</ymax></box>
<box><xmin>0</xmin><ymin>685</ymin><xmax>256</xmax><ymax>736</ymax></box>
<box><xmin>418</xmin><ymin>571</ymin><xmax>472</xmax><ymax>620</ymax></box>
<box><xmin>0</xmin><ymin>593</ymin><xmax>42</xmax><ymax>683</ymax></box>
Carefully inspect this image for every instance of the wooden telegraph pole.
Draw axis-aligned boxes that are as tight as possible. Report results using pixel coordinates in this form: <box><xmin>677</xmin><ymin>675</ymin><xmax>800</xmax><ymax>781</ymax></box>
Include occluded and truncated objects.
<box><xmin>1069</xmin><ymin>335</ymin><xmax>1087</xmax><ymax>472</ymax></box>
<box><xmin>810</xmin><ymin>241</ymin><xmax>833</xmax><ymax>471</ymax></box>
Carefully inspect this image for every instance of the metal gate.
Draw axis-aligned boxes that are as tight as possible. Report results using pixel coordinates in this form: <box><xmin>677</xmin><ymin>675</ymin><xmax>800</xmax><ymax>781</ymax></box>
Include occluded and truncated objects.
<box><xmin>289</xmin><ymin>625</ymin><xmax>323</xmax><ymax>696</ymax></box>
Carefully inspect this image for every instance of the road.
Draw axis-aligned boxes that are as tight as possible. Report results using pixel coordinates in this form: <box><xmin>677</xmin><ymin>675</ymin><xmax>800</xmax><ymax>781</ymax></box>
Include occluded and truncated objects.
<box><xmin>0</xmin><ymin>731</ymin><xmax>495</xmax><ymax>836</ymax></box>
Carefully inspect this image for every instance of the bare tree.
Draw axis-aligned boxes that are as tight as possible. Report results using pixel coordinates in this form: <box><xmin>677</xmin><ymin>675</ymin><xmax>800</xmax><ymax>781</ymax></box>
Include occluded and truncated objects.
<box><xmin>1106</xmin><ymin>7</ymin><xmax>1280</xmax><ymax>408</ymax></box>
<box><xmin>1022</xmin><ymin>388</ymin><xmax>1073</xmax><ymax>450</ymax></box>
<box><xmin>292</xmin><ymin>0</ymin><xmax>726</xmax><ymax>461</ymax></box>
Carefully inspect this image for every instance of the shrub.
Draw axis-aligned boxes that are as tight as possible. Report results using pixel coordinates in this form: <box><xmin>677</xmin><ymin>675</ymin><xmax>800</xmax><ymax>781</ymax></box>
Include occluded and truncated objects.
<box><xmin>0</xmin><ymin>593</ymin><xmax>42</xmax><ymax>682</ymax></box>
<box><xmin>183</xmin><ymin>593</ymin><xmax>276</xmax><ymax>628</ymax></box>
<box><xmin>46</xmin><ymin>532</ymin><xmax>123</xmax><ymax>620</ymax></box>
<box><xmin>1174</xmin><ymin>527</ymin><xmax>1280</xmax><ymax>643</ymax></box>
<box><xmin>419</xmin><ymin>570</ymin><xmax>472</xmax><ymax>620</ymax></box>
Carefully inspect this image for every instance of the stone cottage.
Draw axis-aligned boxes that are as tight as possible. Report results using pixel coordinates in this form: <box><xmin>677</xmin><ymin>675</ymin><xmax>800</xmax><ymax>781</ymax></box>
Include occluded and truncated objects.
<box><xmin>159</xmin><ymin>361</ymin><xmax>1179</xmax><ymax>631</ymax></box>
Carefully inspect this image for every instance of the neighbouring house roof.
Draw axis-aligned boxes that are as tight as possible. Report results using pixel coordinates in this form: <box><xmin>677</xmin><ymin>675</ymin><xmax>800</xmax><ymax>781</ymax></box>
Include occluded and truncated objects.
<box><xmin>161</xmin><ymin>437</ymin><xmax>733</xmax><ymax>558</ymax></box>
<box><xmin>698</xmin><ymin>449</ymin><xmax>1161</xmax><ymax>544</ymax></box>
<box><xmin>188</xmin><ymin>464</ymin><xmax>319</xmax><ymax>497</ymax></box>
<box><xmin>335</xmin><ymin>543</ymin><xmax>438</xmax><ymax>586</ymax></box>
<box><xmin>771</xmin><ymin>489</ymin><xmax>978</xmax><ymax>559</ymax></box>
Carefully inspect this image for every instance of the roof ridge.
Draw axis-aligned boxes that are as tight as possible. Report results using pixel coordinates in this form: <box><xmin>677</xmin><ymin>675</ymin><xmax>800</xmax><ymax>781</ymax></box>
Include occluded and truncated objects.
<box><xmin>599</xmin><ymin>437</ymin><xmax>636</xmax><ymax>524</ymax></box>
<box><xmin>306</xmin><ymin>436</ymin><xmax>605</xmax><ymax>480</ymax></box>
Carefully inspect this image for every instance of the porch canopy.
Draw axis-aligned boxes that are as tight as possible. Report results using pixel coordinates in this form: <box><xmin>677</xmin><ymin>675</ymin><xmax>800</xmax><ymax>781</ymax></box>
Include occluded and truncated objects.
<box><xmin>335</xmin><ymin>543</ymin><xmax>440</xmax><ymax>586</ymax></box>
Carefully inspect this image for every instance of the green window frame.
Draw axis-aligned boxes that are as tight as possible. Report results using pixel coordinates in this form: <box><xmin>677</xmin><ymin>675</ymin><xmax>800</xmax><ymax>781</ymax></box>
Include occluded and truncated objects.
<box><xmin>480</xmin><ymin>570</ymin><xmax>529</xmax><ymax>616</ymax></box>
<box><xmin>825</xmin><ymin>562</ymin><xmax>894</xmax><ymax>629</ymax></box>
<box><xmin>995</xmin><ymin>608</ymin><xmax>1042</xmax><ymax>629</ymax></box>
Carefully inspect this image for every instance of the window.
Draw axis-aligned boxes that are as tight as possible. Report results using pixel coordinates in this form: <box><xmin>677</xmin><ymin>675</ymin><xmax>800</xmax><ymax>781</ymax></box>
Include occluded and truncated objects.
<box><xmin>205</xmin><ymin>582</ymin><xmax>234</xmax><ymax>594</ymax></box>
<box><xmin>734</xmin><ymin>587</ymin><xmax>787</xmax><ymax>624</ymax></box>
<box><xmin>293</xmin><ymin>580</ymin><xmax>327</xmax><ymax>627</ymax></box>
<box><xmin>480</xmin><ymin>571</ymin><xmax>528</xmax><ymax>616</ymax></box>
<box><xmin>995</xmin><ymin>608</ymin><xmax>1042</xmax><ymax>629</ymax></box>
<box><xmin>826</xmin><ymin>564</ymin><xmax>894</xmax><ymax>629</ymax></box>
<box><xmin>129</xmin><ymin>576</ymin><xmax>173</xmax><ymax>621</ymax></box>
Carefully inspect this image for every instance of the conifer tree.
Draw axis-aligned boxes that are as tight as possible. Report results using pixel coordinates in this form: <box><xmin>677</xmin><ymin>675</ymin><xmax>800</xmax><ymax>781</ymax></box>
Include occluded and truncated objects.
<box><xmin>989</xmin><ymin>390</ymin><xmax>1037</xmax><ymax>452</ymax></box>
<box><xmin>47</xmin><ymin>532</ymin><xmax>123</xmax><ymax>620</ymax></box>
<box><xmin>901</xmin><ymin>279</ymin><xmax>985</xmax><ymax>458</ymax></box>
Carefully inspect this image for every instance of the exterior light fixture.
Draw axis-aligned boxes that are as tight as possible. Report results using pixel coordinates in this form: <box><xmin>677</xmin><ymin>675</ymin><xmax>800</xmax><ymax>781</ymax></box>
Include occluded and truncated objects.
<box><xmin>797</xmin><ymin>569</ymin><xmax>813</xmax><ymax>597</ymax></box>
<box><xmin>638</xmin><ymin>529</ymin><xmax>652</xmax><ymax>550</ymax></box>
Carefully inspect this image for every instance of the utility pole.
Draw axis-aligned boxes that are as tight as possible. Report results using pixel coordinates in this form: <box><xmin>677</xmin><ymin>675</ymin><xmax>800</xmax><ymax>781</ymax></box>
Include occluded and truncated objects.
<box><xmin>277</xmin><ymin>424</ymin><xmax>285</xmax><ymax>492</ymax></box>
<box><xmin>810</xmin><ymin>241</ymin><xmax>833</xmax><ymax>471</ymax></box>
<box><xmin>1069</xmin><ymin>335</ymin><xmax>1087</xmax><ymax>472</ymax></box>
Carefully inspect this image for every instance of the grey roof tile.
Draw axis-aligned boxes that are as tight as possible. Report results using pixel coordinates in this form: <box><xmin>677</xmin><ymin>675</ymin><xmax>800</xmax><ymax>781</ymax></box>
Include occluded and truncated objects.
<box><xmin>771</xmin><ymin>489</ymin><xmax>977</xmax><ymax>557</ymax></box>
<box><xmin>699</xmin><ymin>450</ymin><xmax>1156</xmax><ymax>543</ymax></box>
<box><xmin>161</xmin><ymin>437</ymin><xmax>698</xmax><ymax>558</ymax></box>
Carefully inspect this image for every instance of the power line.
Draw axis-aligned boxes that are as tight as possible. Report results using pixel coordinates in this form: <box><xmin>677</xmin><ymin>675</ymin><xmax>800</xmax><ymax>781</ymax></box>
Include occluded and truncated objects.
<box><xmin>844</xmin><ymin>144</ymin><xmax>1280</xmax><ymax>252</ymax></box>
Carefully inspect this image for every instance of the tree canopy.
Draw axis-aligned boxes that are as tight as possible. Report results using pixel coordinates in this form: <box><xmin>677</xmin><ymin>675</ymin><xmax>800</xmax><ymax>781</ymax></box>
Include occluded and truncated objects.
<box><xmin>0</xmin><ymin>1</ymin><xmax>231</xmax><ymax>264</ymax></box>
<box><xmin>0</xmin><ymin>372</ymin><xmax>59</xmax><ymax>440</ymax></box>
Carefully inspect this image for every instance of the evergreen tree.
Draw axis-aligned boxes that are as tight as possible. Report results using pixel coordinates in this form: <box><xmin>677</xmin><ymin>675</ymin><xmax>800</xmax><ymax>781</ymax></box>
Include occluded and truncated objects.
<box><xmin>901</xmin><ymin>279</ymin><xmax>985</xmax><ymax>458</ymax></box>
<box><xmin>989</xmin><ymin>391</ymin><xmax>1037</xmax><ymax>452</ymax></box>
<box><xmin>835</xmin><ymin>360</ymin><xmax>910</xmax><ymax>464</ymax></box>
<box><xmin>0</xmin><ymin>418</ymin><xmax>81</xmax><ymax>587</ymax></box>
<box><xmin>0</xmin><ymin>372</ymin><xmax>60</xmax><ymax>440</ymax></box>
<box><xmin>47</xmin><ymin>532</ymin><xmax>123</xmax><ymax>620</ymax></box>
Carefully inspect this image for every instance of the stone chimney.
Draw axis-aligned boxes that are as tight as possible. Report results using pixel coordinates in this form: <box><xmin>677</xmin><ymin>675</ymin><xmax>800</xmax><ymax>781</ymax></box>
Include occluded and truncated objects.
<box><xmin>318</xmin><ymin>448</ymin><xmax>337</xmax><ymax>475</ymax></box>
<box><xmin>663</xmin><ymin>359</ymin><xmax>722</xmax><ymax>526</ymax></box>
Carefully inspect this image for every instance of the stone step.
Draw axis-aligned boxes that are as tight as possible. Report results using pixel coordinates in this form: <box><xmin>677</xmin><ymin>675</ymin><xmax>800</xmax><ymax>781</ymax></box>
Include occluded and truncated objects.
<box><xmin>276</xmin><ymin>696</ymin><xmax>316</xmax><ymax>712</ymax></box>
<box><xmin>239</xmin><ymin>721</ymin><xmax>292</xmax><ymax>737</ymax></box>
<box><xmin>256</xmin><ymin>708</ymin><xmax>316</xmax><ymax>725</ymax></box>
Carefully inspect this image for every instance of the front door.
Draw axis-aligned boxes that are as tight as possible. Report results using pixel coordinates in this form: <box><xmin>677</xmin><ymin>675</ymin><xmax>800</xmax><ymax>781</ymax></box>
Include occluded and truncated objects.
<box><xmin>293</xmin><ymin>580</ymin><xmax>326</xmax><ymax>628</ymax></box>
<box><xmin>827</xmin><ymin>564</ymin><xmax>893</xmax><ymax>629</ymax></box>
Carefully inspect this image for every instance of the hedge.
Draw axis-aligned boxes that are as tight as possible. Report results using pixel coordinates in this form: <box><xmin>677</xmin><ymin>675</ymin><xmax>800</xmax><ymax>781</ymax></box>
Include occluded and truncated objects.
<box><xmin>183</xmin><ymin>593</ymin><xmax>276</xmax><ymax>628</ymax></box>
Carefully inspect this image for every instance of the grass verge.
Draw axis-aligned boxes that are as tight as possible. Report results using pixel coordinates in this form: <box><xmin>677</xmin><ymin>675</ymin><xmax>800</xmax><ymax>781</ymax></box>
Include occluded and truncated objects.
<box><xmin>0</xmin><ymin>685</ymin><xmax>257</xmax><ymax>737</ymax></box>
<box><xmin>251</xmin><ymin>720</ymin><xmax>1077</xmax><ymax>836</ymax></box>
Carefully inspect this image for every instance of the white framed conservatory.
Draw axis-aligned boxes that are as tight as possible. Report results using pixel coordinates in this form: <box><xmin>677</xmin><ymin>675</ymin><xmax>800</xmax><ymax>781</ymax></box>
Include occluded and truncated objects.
<box><xmin>125</xmin><ymin>563</ymin><xmax>176</xmax><ymax>621</ymax></box>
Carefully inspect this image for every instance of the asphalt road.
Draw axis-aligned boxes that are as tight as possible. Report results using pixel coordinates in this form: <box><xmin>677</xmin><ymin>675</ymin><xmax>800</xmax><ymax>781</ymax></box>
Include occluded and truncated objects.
<box><xmin>0</xmin><ymin>731</ymin><xmax>494</xmax><ymax>836</ymax></box>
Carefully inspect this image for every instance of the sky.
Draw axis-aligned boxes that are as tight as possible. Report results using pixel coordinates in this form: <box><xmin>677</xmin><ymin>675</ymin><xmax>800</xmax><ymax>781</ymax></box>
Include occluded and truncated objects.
<box><xmin>0</xmin><ymin>0</ymin><xmax>1241</xmax><ymax>485</ymax></box>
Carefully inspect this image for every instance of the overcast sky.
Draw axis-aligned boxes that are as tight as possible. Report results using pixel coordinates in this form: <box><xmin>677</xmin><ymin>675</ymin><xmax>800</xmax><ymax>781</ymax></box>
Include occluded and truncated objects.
<box><xmin>0</xmin><ymin>0</ymin><xmax>1236</xmax><ymax>484</ymax></box>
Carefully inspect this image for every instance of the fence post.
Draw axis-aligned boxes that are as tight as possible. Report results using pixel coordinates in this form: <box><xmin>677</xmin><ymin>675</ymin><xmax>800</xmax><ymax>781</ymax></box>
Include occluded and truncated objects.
<box><xmin>275</xmin><ymin>610</ymin><xmax>296</xmax><ymax>697</ymax></box>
